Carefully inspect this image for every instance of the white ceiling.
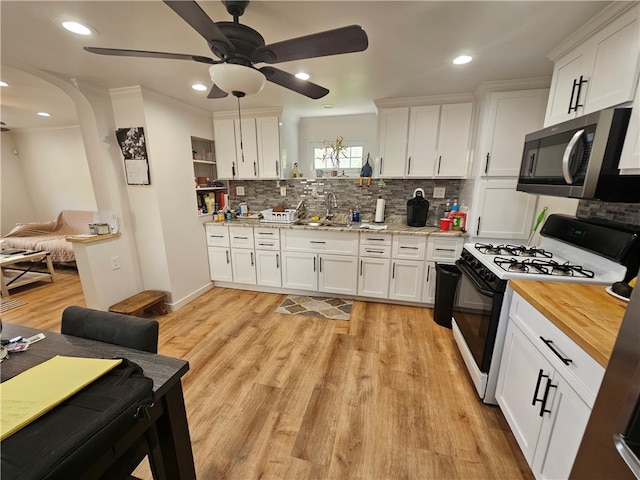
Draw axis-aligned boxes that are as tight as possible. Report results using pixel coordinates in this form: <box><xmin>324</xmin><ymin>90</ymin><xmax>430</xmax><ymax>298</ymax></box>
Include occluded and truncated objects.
<box><xmin>1</xmin><ymin>1</ymin><xmax>613</xmax><ymax>131</ymax></box>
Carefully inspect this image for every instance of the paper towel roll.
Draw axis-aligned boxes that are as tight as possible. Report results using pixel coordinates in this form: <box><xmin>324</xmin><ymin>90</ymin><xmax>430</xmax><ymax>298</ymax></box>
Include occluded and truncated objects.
<box><xmin>375</xmin><ymin>198</ymin><xmax>385</xmax><ymax>223</ymax></box>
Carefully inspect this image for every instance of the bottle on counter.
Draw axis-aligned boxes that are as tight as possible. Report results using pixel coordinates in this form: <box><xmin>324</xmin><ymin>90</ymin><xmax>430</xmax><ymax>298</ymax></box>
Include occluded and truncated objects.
<box><xmin>353</xmin><ymin>205</ymin><xmax>360</xmax><ymax>223</ymax></box>
<box><xmin>444</xmin><ymin>199</ymin><xmax>451</xmax><ymax>219</ymax></box>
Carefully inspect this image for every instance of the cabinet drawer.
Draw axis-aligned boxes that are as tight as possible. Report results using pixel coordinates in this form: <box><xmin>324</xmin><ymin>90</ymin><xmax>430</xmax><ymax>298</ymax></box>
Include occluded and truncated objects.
<box><xmin>427</xmin><ymin>237</ymin><xmax>463</xmax><ymax>262</ymax></box>
<box><xmin>282</xmin><ymin>230</ymin><xmax>358</xmax><ymax>255</ymax></box>
<box><xmin>254</xmin><ymin>228</ymin><xmax>280</xmax><ymax>250</ymax></box>
<box><xmin>360</xmin><ymin>233</ymin><xmax>392</xmax><ymax>246</ymax></box>
<box><xmin>359</xmin><ymin>244</ymin><xmax>392</xmax><ymax>258</ymax></box>
<box><xmin>205</xmin><ymin>224</ymin><xmax>229</xmax><ymax>247</ymax></box>
<box><xmin>392</xmin><ymin>235</ymin><xmax>426</xmax><ymax>260</ymax></box>
<box><xmin>509</xmin><ymin>292</ymin><xmax>605</xmax><ymax>403</ymax></box>
<box><xmin>229</xmin><ymin>226</ymin><xmax>254</xmax><ymax>249</ymax></box>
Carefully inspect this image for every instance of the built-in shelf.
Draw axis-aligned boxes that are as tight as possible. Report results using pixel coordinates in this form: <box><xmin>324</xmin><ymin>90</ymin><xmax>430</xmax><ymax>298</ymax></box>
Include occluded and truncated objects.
<box><xmin>191</xmin><ymin>136</ymin><xmax>227</xmax><ymax>215</ymax></box>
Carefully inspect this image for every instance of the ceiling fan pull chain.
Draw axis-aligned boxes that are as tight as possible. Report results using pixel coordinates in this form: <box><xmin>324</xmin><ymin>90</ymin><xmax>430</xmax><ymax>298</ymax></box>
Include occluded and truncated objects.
<box><xmin>237</xmin><ymin>95</ymin><xmax>245</xmax><ymax>164</ymax></box>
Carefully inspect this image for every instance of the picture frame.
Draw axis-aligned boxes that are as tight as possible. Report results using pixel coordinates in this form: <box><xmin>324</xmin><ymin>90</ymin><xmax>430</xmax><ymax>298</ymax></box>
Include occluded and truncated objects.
<box><xmin>116</xmin><ymin>127</ymin><xmax>150</xmax><ymax>185</ymax></box>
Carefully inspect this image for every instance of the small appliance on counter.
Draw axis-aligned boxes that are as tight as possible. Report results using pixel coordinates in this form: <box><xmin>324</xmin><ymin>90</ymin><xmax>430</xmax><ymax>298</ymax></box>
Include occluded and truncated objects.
<box><xmin>406</xmin><ymin>188</ymin><xmax>429</xmax><ymax>227</ymax></box>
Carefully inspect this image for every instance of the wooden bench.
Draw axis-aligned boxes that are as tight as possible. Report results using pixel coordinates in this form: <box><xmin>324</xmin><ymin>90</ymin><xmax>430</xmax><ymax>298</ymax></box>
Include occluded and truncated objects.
<box><xmin>108</xmin><ymin>290</ymin><xmax>167</xmax><ymax>318</ymax></box>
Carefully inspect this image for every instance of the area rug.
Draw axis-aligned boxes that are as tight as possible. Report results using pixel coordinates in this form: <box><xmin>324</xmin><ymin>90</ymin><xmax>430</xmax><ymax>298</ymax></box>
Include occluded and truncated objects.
<box><xmin>276</xmin><ymin>295</ymin><xmax>352</xmax><ymax>321</ymax></box>
<box><xmin>0</xmin><ymin>299</ymin><xmax>27</xmax><ymax>313</ymax></box>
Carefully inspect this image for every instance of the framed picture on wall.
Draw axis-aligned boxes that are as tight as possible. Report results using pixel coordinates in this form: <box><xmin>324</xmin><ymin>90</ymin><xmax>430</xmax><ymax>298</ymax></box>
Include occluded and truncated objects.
<box><xmin>116</xmin><ymin>127</ymin><xmax>150</xmax><ymax>185</ymax></box>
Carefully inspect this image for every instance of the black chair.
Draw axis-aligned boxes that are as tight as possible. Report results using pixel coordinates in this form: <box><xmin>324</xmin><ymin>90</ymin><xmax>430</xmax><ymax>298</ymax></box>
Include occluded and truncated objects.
<box><xmin>61</xmin><ymin>306</ymin><xmax>159</xmax><ymax>353</ymax></box>
<box><xmin>61</xmin><ymin>306</ymin><xmax>162</xmax><ymax>480</ymax></box>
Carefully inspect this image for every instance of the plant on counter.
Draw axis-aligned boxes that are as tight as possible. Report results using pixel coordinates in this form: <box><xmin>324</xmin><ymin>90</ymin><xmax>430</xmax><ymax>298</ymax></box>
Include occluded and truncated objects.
<box><xmin>321</xmin><ymin>136</ymin><xmax>348</xmax><ymax>169</ymax></box>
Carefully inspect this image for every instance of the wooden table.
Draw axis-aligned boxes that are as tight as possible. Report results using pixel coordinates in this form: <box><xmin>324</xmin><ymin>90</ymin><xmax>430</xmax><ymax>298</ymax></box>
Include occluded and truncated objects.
<box><xmin>0</xmin><ymin>323</ymin><xmax>196</xmax><ymax>479</ymax></box>
<box><xmin>1</xmin><ymin>250</ymin><xmax>55</xmax><ymax>296</ymax></box>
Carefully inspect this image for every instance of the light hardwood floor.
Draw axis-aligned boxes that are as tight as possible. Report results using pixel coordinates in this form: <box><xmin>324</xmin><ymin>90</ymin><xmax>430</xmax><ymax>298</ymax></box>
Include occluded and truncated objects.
<box><xmin>1</xmin><ymin>269</ymin><xmax>532</xmax><ymax>480</ymax></box>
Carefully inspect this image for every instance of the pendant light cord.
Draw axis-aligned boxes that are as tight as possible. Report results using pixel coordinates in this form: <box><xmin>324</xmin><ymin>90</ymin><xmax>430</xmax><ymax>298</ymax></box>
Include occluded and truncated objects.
<box><xmin>237</xmin><ymin>95</ymin><xmax>244</xmax><ymax>168</ymax></box>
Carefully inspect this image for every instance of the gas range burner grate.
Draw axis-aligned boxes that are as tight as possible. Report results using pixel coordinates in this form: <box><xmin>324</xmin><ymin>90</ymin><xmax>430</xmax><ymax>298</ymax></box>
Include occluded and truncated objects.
<box><xmin>475</xmin><ymin>243</ymin><xmax>553</xmax><ymax>258</ymax></box>
<box><xmin>493</xmin><ymin>257</ymin><xmax>595</xmax><ymax>278</ymax></box>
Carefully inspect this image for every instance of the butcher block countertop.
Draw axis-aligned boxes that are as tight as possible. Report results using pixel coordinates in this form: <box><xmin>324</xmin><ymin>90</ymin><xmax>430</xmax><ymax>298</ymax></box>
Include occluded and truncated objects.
<box><xmin>509</xmin><ymin>279</ymin><xmax>628</xmax><ymax>368</ymax></box>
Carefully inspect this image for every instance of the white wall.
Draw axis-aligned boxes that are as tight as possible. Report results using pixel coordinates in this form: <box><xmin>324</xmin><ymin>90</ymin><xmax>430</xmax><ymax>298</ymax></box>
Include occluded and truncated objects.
<box><xmin>297</xmin><ymin>113</ymin><xmax>377</xmax><ymax>177</ymax></box>
<box><xmin>1</xmin><ymin>132</ymin><xmax>37</xmax><ymax>235</ymax></box>
<box><xmin>10</xmin><ymin>126</ymin><xmax>97</xmax><ymax>220</ymax></box>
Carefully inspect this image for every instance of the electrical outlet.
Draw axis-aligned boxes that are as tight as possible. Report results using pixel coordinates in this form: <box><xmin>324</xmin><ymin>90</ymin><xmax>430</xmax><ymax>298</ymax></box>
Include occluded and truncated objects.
<box><xmin>236</xmin><ymin>186</ymin><xmax>245</xmax><ymax>196</ymax></box>
<box><xmin>433</xmin><ymin>187</ymin><xmax>445</xmax><ymax>198</ymax></box>
<box><xmin>110</xmin><ymin>256</ymin><xmax>121</xmax><ymax>270</ymax></box>
<box><xmin>280</xmin><ymin>186</ymin><xmax>287</xmax><ymax>196</ymax></box>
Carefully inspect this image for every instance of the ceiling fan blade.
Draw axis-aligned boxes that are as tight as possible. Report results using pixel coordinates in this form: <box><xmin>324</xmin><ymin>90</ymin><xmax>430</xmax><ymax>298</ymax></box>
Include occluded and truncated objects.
<box><xmin>207</xmin><ymin>84</ymin><xmax>229</xmax><ymax>99</ymax></box>
<box><xmin>254</xmin><ymin>25</ymin><xmax>368</xmax><ymax>64</ymax></box>
<box><xmin>259</xmin><ymin>67</ymin><xmax>329</xmax><ymax>99</ymax></box>
<box><xmin>84</xmin><ymin>47</ymin><xmax>217</xmax><ymax>64</ymax></box>
<box><xmin>163</xmin><ymin>0</ymin><xmax>234</xmax><ymax>54</ymax></box>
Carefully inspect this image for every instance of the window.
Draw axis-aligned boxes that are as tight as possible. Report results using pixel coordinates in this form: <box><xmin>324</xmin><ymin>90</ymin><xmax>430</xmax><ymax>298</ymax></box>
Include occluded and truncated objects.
<box><xmin>312</xmin><ymin>142</ymin><xmax>365</xmax><ymax>170</ymax></box>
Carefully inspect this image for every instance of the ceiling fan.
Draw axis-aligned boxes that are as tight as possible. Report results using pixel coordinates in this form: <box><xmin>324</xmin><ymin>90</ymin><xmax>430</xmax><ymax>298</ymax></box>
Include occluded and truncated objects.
<box><xmin>1</xmin><ymin>121</ymin><xmax>9</xmax><ymax>132</ymax></box>
<box><xmin>84</xmin><ymin>0</ymin><xmax>369</xmax><ymax>100</ymax></box>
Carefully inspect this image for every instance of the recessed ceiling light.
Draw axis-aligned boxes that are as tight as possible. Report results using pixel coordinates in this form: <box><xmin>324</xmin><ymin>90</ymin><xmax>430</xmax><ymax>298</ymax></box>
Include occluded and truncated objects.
<box><xmin>192</xmin><ymin>83</ymin><xmax>208</xmax><ymax>91</ymax></box>
<box><xmin>323</xmin><ymin>104</ymin><xmax>334</xmax><ymax>109</ymax></box>
<box><xmin>37</xmin><ymin>112</ymin><xmax>51</xmax><ymax>117</ymax></box>
<box><xmin>0</xmin><ymin>81</ymin><xmax>8</xmax><ymax>87</ymax></box>
<box><xmin>295</xmin><ymin>72</ymin><xmax>310</xmax><ymax>81</ymax></box>
<box><xmin>61</xmin><ymin>20</ymin><xmax>93</xmax><ymax>36</ymax></box>
<box><xmin>453</xmin><ymin>55</ymin><xmax>473</xmax><ymax>65</ymax></box>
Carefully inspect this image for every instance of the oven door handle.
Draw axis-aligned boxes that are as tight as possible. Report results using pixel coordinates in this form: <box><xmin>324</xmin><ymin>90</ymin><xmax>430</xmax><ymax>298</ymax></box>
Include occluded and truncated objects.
<box><xmin>455</xmin><ymin>260</ymin><xmax>496</xmax><ymax>298</ymax></box>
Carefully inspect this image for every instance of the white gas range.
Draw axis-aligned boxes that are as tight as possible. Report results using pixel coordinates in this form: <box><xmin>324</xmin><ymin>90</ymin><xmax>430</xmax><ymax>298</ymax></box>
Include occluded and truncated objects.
<box><xmin>450</xmin><ymin>214</ymin><xmax>639</xmax><ymax>404</ymax></box>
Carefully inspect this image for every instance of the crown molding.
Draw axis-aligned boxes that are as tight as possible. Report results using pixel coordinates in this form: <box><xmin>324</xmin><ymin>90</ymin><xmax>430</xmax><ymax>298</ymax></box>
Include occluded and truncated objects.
<box><xmin>473</xmin><ymin>77</ymin><xmax>551</xmax><ymax>98</ymax></box>
<box><xmin>374</xmin><ymin>92</ymin><xmax>475</xmax><ymax>109</ymax></box>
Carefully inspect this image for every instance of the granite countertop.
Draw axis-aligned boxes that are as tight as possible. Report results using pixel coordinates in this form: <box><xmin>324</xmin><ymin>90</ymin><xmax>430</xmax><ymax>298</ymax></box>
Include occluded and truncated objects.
<box><xmin>205</xmin><ymin>214</ymin><xmax>467</xmax><ymax>237</ymax></box>
<box><xmin>509</xmin><ymin>279</ymin><xmax>628</xmax><ymax>368</ymax></box>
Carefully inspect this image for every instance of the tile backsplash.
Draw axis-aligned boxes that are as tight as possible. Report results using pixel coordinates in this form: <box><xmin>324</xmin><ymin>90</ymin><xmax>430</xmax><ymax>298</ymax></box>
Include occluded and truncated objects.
<box><xmin>231</xmin><ymin>178</ymin><xmax>463</xmax><ymax>226</ymax></box>
<box><xmin>577</xmin><ymin>199</ymin><xmax>640</xmax><ymax>228</ymax></box>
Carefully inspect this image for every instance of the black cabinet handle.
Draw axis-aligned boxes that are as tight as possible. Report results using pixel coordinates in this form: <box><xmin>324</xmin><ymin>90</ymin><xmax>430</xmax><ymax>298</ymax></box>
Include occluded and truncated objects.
<box><xmin>392</xmin><ymin>262</ymin><xmax>396</xmax><ymax>279</ymax></box>
<box><xmin>313</xmin><ymin>256</ymin><xmax>316</xmax><ymax>272</ymax></box>
<box><xmin>539</xmin><ymin>378</ymin><xmax>557</xmax><ymax>417</ymax></box>
<box><xmin>276</xmin><ymin>160</ymin><xmax>279</xmax><ymax>176</ymax></box>
<box><xmin>234</xmin><ymin>236</ymin><xmax>249</xmax><ymax>240</ymax></box>
<box><xmin>258</xmin><ymin>242</ymin><xmax>274</xmax><ymax>247</ymax></box>
<box><xmin>310</xmin><ymin>241</ymin><xmax>326</xmax><ymax>244</ymax></box>
<box><xmin>574</xmin><ymin>75</ymin><xmax>588</xmax><ymax>112</ymax></box>
<box><xmin>225</xmin><ymin>250</ymin><xmax>230</xmax><ymax>264</ymax></box>
<box><xmin>476</xmin><ymin>217</ymin><xmax>481</xmax><ymax>236</ymax></box>
<box><xmin>400</xmin><ymin>246</ymin><xmax>418</xmax><ymax>250</ymax></box>
<box><xmin>437</xmin><ymin>156</ymin><xmax>442</xmax><ymax>174</ymax></box>
<box><xmin>257</xmin><ymin>231</ymin><xmax>274</xmax><ymax>236</ymax></box>
<box><xmin>276</xmin><ymin>253</ymin><xmax>279</xmax><ymax>269</ymax></box>
<box><xmin>435</xmin><ymin>248</ymin><xmax>455</xmax><ymax>252</ymax></box>
<box><xmin>366</xmin><ymin>237</ymin><xmax>386</xmax><ymax>242</ymax></box>
<box><xmin>531</xmin><ymin>368</ymin><xmax>548</xmax><ymax>406</ymax></box>
<box><xmin>365</xmin><ymin>249</ymin><xmax>385</xmax><ymax>254</ymax></box>
<box><xmin>426</xmin><ymin>265</ymin><xmax>431</xmax><ymax>282</ymax></box>
<box><xmin>484</xmin><ymin>153</ymin><xmax>490</xmax><ymax>174</ymax></box>
<box><xmin>540</xmin><ymin>337</ymin><xmax>573</xmax><ymax>365</ymax></box>
<box><xmin>568</xmin><ymin>78</ymin><xmax>579</xmax><ymax>114</ymax></box>
<box><xmin>319</xmin><ymin>257</ymin><xmax>322</xmax><ymax>273</ymax></box>
<box><xmin>379</xmin><ymin>157</ymin><xmax>383</xmax><ymax>175</ymax></box>
<box><xmin>250</xmin><ymin>251</ymin><xmax>254</xmax><ymax>266</ymax></box>
<box><xmin>360</xmin><ymin>260</ymin><xmax>363</xmax><ymax>276</ymax></box>
<box><xmin>407</xmin><ymin>156</ymin><xmax>411</xmax><ymax>175</ymax></box>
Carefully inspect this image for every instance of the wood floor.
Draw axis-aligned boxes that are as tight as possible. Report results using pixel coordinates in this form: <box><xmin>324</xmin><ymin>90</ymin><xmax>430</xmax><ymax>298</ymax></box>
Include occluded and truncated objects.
<box><xmin>1</xmin><ymin>269</ymin><xmax>533</xmax><ymax>480</ymax></box>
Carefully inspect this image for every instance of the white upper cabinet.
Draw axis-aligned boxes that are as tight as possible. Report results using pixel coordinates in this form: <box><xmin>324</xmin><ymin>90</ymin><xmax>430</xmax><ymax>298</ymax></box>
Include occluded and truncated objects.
<box><xmin>256</xmin><ymin>116</ymin><xmax>281</xmax><ymax>179</ymax></box>
<box><xmin>619</xmin><ymin>79</ymin><xmax>640</xmax><ymax>173</ymax></box>
<box><xmin>434</xmin><ymin>103</ymin><xmax>473</xmax><ymax>178</ymax></box>
<box><xmin>214</xmin><ymin>112</ymin><xmax>284</xmax><ymax>180</ymax></box>
<box><xmin>377</xmin><ymin>107</ymin><xmax>409</xmax><ymax>177</ymax></box>
<box><xmin>377</xmin><ymin>102</ymin><xmax>473</xmax><ymax>178</ymax></box>
<box><xmin>480</xmin><ymin>90</ymin><xmax>548</xmax><ymax>176</ymax></box>
<box><xmin>544</xmin><ymin>4</ymin><xmax>640</xmax><ymax>126</ymax></box>
<box><xmin>406</xmin><ymin>105</ymin><xmax>440</xmax><ymax>177</ymax></box>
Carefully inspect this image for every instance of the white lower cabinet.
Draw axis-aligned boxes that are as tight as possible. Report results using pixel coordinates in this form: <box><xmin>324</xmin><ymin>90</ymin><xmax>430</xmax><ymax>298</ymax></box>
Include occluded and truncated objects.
<box><xmin>358</xmin><ymin>257</ymin><xmax>390</xmax><ymax>298</ymax></box>
<box><xmin>318</xmin><ymin>254</ymin><xmax>358</xmax><ymax>295</ymax></box>
<box><xmin>496</xmin><ymin>292</ymin><xmax>604</xmax><ymax>480</ymax></box>
<box><xmin>281</xmin><ymin>252</ymin><xmax>317</xmax><ymax>291</ymax></box>
<box><xmin>389</xmin><ymin>259</ymin><xmax>425</xmax><ymax>302</ymax></box>
<box><xmin>255</xmin><ymin>250</ymin><xmax>281</xmax><ymax>287</ymax></box>
<box><xmin>421</xmin><ymin>261</ymin><xmax>437</xmax><ymax>304</ymax></box>
<box><xmin>207</xmin><ymin>246</ymin><xmax>233</xmax><ymax>282</ymax></box>
<box><xmin>231</xmin><ymin>248</ymin><xmax>256</xmax><ymax>285</ymax></box>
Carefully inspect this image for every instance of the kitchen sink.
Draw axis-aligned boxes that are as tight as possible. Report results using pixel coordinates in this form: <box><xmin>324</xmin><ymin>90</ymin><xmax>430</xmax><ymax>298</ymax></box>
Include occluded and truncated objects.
<box><xmin>303</xmin><ymin>221</ymin><xmax>351</xmax><ymax>228</ymax></box>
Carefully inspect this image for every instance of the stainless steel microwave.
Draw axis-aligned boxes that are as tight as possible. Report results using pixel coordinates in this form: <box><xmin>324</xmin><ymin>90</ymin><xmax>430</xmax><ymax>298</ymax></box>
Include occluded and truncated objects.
<box><xmin>516</xmin><ymin>107</ymin><xmax>638</xmax><ymax>202</ymax></box>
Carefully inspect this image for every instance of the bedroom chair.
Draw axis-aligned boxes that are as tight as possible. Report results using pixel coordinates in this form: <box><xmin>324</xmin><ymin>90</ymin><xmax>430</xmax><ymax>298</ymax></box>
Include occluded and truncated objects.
<box><xmin>60</xmin><ymin>306</ymin><xmax>161</xmax><ymax>480</ymax></box>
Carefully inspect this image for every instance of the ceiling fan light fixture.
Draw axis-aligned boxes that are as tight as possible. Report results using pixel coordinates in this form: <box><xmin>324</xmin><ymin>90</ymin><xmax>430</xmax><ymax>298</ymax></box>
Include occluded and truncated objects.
<box><xmin>37</xmin><ymin>112</ymin><xmax>51</xmax><ymax>117</ymax></box>
<box><xmin>295</xmin><ymin>72</ymin><xmax>310</xmax><ymax>81</ymax></box>
<box><xmin>0</xmin><ymin>81</ymin><xmax>8</xmax><ymax>87</ymax></box>
<box><xmin>453</xmin><ymin>55</ymin><xmax>473</xmax><ymax>65</ymax></box>
<box><xmin>209</xmin><ymin>64</ymin><xmax>266</xmax><ymax>96</ymax></box>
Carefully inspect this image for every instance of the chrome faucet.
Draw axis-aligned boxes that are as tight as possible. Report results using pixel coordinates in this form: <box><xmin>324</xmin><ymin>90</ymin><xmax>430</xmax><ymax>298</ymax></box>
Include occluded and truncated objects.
<box><xmin>325</xmin><ymin>192</ymin><xmax>338</xmax><ymax>220</ymax></box>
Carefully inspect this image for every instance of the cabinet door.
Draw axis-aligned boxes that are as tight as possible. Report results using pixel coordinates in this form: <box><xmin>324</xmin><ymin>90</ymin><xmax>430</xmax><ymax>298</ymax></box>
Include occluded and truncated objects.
<box><xmin>318</xmin><ymin>254</ymin><xmax>358</xmax><ymax>295</ymax></box>
<box><xmin>496</xmin><ymin>320</ymin><xmax>550</xmax><ymax>464</ymax></box>
<box><xmin>482</xmin><ymin>90</ymin><xmax>548</xmax><ymax>176</ymax></box>
<box><xmin>256</xmin><ymin>116</ymin><xmax>281</xmax><ymax>179</ymax></box>
<box><xmin>207</xmin><ymin>246</ymin><xmax>233</xmax><ymax>282</ymax></box>
<box><xmin>255</xmin><ymin>250</ymin><xmax>281</xmax><ymax>287</ymax></box>
<box><xmin>544</xmin><ymin>48</ymin><xmax>591</xmax><ymax>127</ymax></box>
<box><xmin>213</xmin><ymin>118</ymin><xmax>237</xmax><ymax>179</ymax></box>
<box><xmin>357</xmin><ymin>257</ymin><xmax>390</xmax><ymax>298</ymax></box>
<box><xmin>473</xmin><ymin>178</ymin><xmax>537</xmax><ymax>240</ymax></box>
<box><xmin>377</xmin><ymin>107</ymin><xmax>409</xmax><ymax>177</ymax></box>
<box><xmin>231</xmin><ymin>249</ymin><xmax>256</xmax><ymax>285</ymax></box>
<box><xmin>435</xmin><ymin>103</ymin><xmax>473</xmax><ymax>178</ymax></box>
<box><xmin>421</xmin><ymin>261</ymin><xmax>437</xmax><ymax>304</ymax></box>
<box><xmin>281</xmin><ymin>252</ymin><xmax>317</xmax><ymax>291</ymax></box>
<box><xmin>234</xmin><ymin>118</ymin><xmax>259</xmax><ymax>179</ymax></box>
<box><xmin>532</xmin><ymin>376</ymin><xmax>592</xmax><ymax>480</ymax></box>
<box><xmin>584</xmin><ymin>6</ymin><xmax>640</xmax><ymax>114</ymax></box>
<box><xmin>389</xmin><ymin>259</ymin><xmax>424</xmax><ymax>302</ymax></box>
<box><xmin>407</xmin><ymin>105</ymin><xmax>440</xmax><ymax>177</ymax></box>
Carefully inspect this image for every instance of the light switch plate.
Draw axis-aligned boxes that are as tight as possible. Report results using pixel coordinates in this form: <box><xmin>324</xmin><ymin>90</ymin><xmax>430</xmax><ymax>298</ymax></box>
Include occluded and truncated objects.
<box><xmin>433</xmin><ymin>187</ymin><xmax>445</xmax><ymax>198</ymax></box>
<box><xmin>280</xmin><ymin>186</ymin><xmax>287</xmax><ymax>196</ymax></box>
<box><xmin>236</xmin><ymin>186</ymin><xmax>245</xmax><ymax>196</ymax></box>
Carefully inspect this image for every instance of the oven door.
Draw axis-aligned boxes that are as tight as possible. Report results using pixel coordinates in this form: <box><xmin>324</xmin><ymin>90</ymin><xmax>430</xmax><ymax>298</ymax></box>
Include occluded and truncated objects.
<box><xmin>453</xmin><ymin>260</ymin><xmax>504</xmax><ymax>373</ymax></box>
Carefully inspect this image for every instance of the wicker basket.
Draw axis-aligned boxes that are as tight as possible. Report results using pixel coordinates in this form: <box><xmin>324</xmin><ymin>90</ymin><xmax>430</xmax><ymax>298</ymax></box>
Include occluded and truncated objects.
<box><xmin>260</xmin><ymin>209</ymin><xmax>298</xmax><ymax>224</ymax></box>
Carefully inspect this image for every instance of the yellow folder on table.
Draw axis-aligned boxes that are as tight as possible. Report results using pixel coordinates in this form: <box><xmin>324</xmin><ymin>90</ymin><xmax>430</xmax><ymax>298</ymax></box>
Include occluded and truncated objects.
<box><xmin>0</xmin><ymin>355</ymin><xmax>122</xmax><ymax>440</ymax></box>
